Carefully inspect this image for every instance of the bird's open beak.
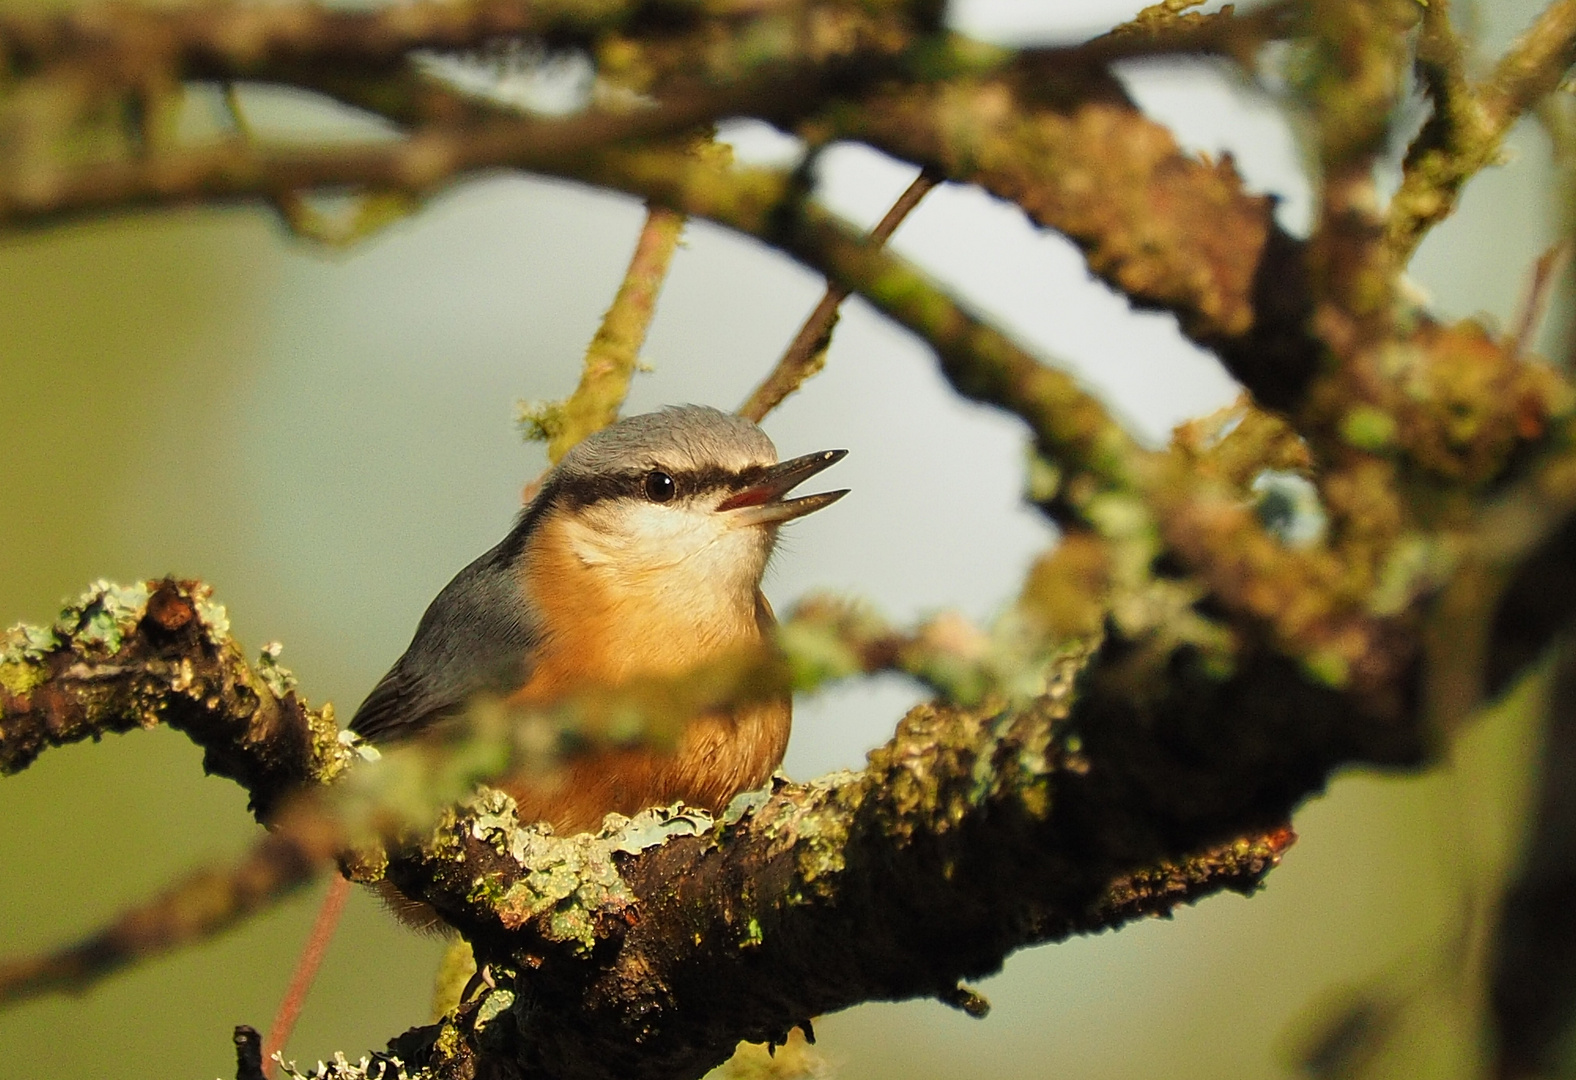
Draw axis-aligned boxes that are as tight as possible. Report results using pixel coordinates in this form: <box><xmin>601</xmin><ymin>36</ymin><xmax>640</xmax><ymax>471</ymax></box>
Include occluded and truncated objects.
<box><xmin>718</xmin><ymin>449</ymin><xmax>849</xmax><ymax>526</ymax></box>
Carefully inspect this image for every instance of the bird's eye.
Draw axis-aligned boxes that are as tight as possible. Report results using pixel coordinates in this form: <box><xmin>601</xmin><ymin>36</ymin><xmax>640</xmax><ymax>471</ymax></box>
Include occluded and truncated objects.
<box><xmin>644</xmin><ymin>470</ymin><xmax>676</xmax><ymax>503</ymax></box>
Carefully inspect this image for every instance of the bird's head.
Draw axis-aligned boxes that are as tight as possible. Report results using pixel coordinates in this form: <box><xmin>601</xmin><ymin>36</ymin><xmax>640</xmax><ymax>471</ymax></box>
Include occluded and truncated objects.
<box><xmin>529</xmin><ymin>406</ymin><xmax>847</xmax><ymax>606</ymax></box>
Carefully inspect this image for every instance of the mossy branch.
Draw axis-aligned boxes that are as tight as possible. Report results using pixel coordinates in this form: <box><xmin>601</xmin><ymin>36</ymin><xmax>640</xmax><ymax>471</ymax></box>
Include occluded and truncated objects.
<box><xmin>536</xmin><ymin>202</ymin><xmax>687</xmax><ymax>462</ymax></box>
<box><xmin>1388</xmin><ymin>0</ymin><xmax>1576</xmax><ymax>262</ymax></box>
<box><xmin>0</xmin><ymin>578</ymin><xmax>347</xmax><ymax>817</ymax></box>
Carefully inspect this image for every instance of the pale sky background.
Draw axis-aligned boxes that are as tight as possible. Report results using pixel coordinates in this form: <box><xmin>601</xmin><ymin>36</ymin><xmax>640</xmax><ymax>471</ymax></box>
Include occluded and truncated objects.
<box><xmin>0</xmin><ymin>1</ymin><xmax>1566</xmax><ymax>1078</ymax></box>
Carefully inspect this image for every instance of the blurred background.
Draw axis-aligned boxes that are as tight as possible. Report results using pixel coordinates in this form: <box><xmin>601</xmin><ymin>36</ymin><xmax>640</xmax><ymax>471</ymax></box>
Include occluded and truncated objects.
<box><xmin>0</xmin><ymin>0</ymin><xmax>1569</xmax><ymax>1077</ymax></box>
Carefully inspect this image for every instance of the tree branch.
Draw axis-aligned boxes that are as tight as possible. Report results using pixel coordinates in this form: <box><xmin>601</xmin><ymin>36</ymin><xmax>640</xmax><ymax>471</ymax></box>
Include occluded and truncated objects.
<box><xmin>8</xmin><ymin>5</ymin><xmax>1576</xmax><ymax>1079</ymax></box>
<box><xmin>832</xmin><ymin>75</ymin><xmax>1321</xmax><ymax>412</ymax></box>
<box><xmin>0</xmin><ymin>578</ymin><xmax>346</xmax><ymax>817</ymax></box>
<box><xmin>1388</xmin><ymin>0</ymin><xmax>1576</xmax><ymax>262</ymax></box>
<box><xmin>372</xmin><ymin>664</ymin><xmax>1311</xmax><ymax>1080</ymax></box>
<box><xmin>0</xmin><ymin>832</ymin><xmax>324</xmax><ymax>1006</ymax></box>
<box><xmin>522</xmin><ymin>201</ymin><xmax>687</xmax><ymax>460</ymax></box>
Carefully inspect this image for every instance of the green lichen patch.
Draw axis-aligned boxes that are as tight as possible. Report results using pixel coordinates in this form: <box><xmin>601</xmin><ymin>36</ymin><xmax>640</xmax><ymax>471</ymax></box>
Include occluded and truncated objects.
<box><xmin>463</xmin><ymin>789</ymin><xmax>637</xmax><ymax>951</ymax></box>
<box><xmin>516</xmin><ymin>398</ymin><xmax>568</xmax><ymax>444</ymax></box>
<box><xmin>257</xmin><ymin>641</ymin><xmax>300</xmax><ymax>698</ymax></box>
<box><xmin>1340</xmin><ymin>405</ymin><xmax>1397</xmax><ymax>452</ymax></box>
<box><xmin>473</xmin><ymin>985</ymin><xmax>518</xmax><ymax>1050</ymax></box>
<box><xmin>719</xmin><ymin>784</ymin><xmax>772</xmax><ymax>829</ymax></box>
<box><xmin>0</xmin><ymin>658</ymin><xmax>45</xmax><ymax>699</ymax></box>
<box><xmin>0</xmin><ymin>623</ymin><xmax>56</xmax><ymax>697</ymax></box>
<box><xmin>3</xmin><ymin>622</ymin><xmax>59</xmax><ymax>662</ymax></box>
<box><xmin>55</xmin><ymin>580</ymin><xmax>152</xmax><ymax>655</ymax></box>
<box><xmin>789</xmin><ymin>779</ymin><xmax>857</xmax><ymax>894</ymax></box>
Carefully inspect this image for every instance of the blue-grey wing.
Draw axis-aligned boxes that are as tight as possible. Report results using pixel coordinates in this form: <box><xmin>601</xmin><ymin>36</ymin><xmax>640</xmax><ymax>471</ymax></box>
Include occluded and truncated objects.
<box><xmin>350</xmin><ymin>538</ymin><xmax>540</xmax><ymax>744</ymax></box>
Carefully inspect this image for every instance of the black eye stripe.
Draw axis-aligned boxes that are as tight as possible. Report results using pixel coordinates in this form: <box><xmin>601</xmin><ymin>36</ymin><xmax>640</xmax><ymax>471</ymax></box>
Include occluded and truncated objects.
<box><xmin>555</xmin><ymin>464</ymin><xmax>771</xmax><ymax>508</ymax></box>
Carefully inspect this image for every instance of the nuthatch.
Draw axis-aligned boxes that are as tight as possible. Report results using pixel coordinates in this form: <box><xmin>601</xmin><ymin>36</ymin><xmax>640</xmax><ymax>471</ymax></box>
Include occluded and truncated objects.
<box><xmin>350</xmin><ymin>405</ymin><xmax>847</xmax><ymax>835</ymax></box>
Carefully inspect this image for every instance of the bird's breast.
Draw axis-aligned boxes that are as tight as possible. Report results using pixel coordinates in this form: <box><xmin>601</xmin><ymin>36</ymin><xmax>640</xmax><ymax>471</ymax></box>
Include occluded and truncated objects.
<box><xmin>502</xmin><ymin>516</ymin><xmax>790</xmax><ymax>833</ymax></box>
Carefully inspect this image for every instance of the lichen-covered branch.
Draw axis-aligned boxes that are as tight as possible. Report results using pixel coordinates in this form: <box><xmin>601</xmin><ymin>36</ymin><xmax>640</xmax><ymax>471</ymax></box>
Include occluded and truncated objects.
<box><xmin>523</xmin><ymin>201</ymin><xmax>687</xmax><ymax>460</ymax></box>
<box><xmin>1482</xmin><ymin>0</ymin><xmax>1576</xmax><ymax>138</ymax></box>
<box><xmin>1389</xmin><ymin>0</ymin><xmax>1576</xmax><ymax>262</ymax></box>
<box><xmin>582</xmin><ymin>151</ymin><xmax>1147</xmax><ymax>498</ymax></box>
<box><xmin>0</xmin><ymin>578</ymin><xmax>347</xmax><ymax>817</ymax></box>
<box><xmin>0</xmin><ymin>582</ymin><xmax>1058</xmax><ymax>1008</ymax></box>
<box><xmin>10</xmin><ymin>2</ymin><xmax>1576</xmax><ymax>1078</ymax></box>
<box><xmin>372</xmin><ymin>656</ymin><xmax>1307</xmax><ymax>1080</ymax></box>
<box><xmin>834</xmin><ymin>75</ymin><xmax>1323</xmax><ymax>410</ymax></box>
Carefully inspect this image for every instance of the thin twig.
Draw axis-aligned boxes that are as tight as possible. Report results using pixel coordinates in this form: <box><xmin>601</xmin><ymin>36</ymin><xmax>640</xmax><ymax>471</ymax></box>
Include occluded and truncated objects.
<box><xmin>545</xmin><ymin>203</ymin><xmax>686</xmax><ymax>462</ymax></box>
<box><xmin>0</xmin><ymin>65</ymin><xmax>839</xmax><ymax>229</ymax></box>
<box><xmin>1482</xmin><ymin>0</ymin><xmax>1576</xmax><ymax>132</ymax></box>
<box><xmin>738</xmin><ymin>166</ymin><xmax>940</xmax><ymax>422</ymax></box>
<box><xmin>261</xmin><ymin>874</ymin><xmax>353</xmax><ymax>1079</ymax></box>
<box><xmin>1508</xmin><ymin>241</ymin><xmax>1571</xmax><ymax>357</ymax></box>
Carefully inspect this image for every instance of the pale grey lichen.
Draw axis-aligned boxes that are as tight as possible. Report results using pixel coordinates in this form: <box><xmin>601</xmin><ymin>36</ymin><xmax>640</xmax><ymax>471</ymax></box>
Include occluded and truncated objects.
<box><xmin>56</xmin><ymin>580</ymin><xmax>151</xmax><ymax>654</ymax></box>
<box><xmin>339</xmin><ymin>727</ymin><xmax>383</xmax><ymax>763</ymax></box>
<box><xmin>475</xmin><ymin>986</ymin><xmax>516</xmax><ymax>1026</ymax></box>
<box><xmin>611</xmin><ymin>804</ymin><xmax>714</xmax><ymax>854</ymax></box>
<box><xmin>0</xmin><ymin>623</ymin><xmax>57</xmax><ymax>696</ymax></box>
<box><xmin>460</xmin><ymin>793</ymin><xmax>749</xmax><ymax>952</ymax></box>
<box><xmin>257</xmin><ymin>641</ymin><xmax>300</xmax><ymax>698</ymax></box>
<box><xmin>464</xmin><ymin>789</ymin><xmax>635</xmax><ymax>951</ymax></box>
<box><xmin>719</xmin><ymin>784</ymin><xmax>772</xmax><ymax>828</ymax></box>
<box><xmin>193</xmin><ymin>591</ymin><xmax>231</xmax><ymax>644</ymax></box>
<box><xmin>276</xmin><ymin>1051</ymin><xmax>410</xmax><ymax>1080</ymax></box>
<box><xmin>7</xmin><ymin>622</ymin><xmax>60</xmax><ymax>660</ymax></box>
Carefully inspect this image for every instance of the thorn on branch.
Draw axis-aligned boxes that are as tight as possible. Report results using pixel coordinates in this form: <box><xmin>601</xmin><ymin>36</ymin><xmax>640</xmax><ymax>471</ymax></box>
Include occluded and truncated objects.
<box><xmin>937</xmin><ymin>984</ymin><xmax>991</xmax><ymax>1018</ymax></box>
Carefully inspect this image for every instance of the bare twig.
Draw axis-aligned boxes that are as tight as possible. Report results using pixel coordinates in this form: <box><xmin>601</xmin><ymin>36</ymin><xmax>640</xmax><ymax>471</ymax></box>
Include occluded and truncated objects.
<box><xmin>261</xmin><ymin>875</ymin><xmax>354</xmax><ymax>1078</ymax></box>
<box><xmin>738</xmin><ymin>166</ymin><xmax>940</xmax><ymax>422</ymax></box>
<box><xmin>1508</xmin><ymin>241</ymin><xmax>1571</xmax><ymax>357</ymax></box>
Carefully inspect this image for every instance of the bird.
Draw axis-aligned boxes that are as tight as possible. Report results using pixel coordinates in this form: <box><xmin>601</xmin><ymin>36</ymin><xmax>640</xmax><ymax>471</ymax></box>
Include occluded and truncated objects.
<box><xmin>349</xmin><ymin>404</ymin><xmax>848</xmax><ymax>836</ymax></box>
<box><xmin>260</xmin><ymin>406</ymin><xmax>847</xmax><ymax>1069</ymax></box>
